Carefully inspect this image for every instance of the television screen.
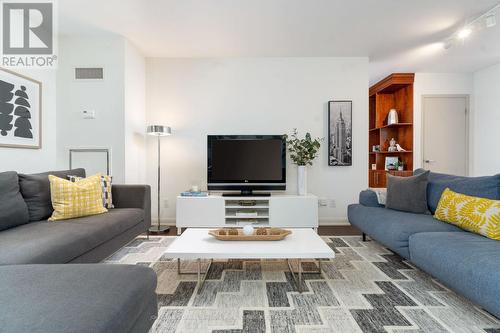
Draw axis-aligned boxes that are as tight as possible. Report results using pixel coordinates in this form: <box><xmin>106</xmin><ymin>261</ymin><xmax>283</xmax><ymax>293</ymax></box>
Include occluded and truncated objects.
<box><xmin>207</xmin><ymin>135</ymin><xmax>286</xmax><ymax>192</ymax></box>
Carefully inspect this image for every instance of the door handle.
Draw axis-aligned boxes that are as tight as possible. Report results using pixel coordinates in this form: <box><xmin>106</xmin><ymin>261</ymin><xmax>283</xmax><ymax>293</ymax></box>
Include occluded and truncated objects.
<box><xmin>424</xmin><ymin>160</ymin><xmax>436</xmax><ymax>163</ymax></box>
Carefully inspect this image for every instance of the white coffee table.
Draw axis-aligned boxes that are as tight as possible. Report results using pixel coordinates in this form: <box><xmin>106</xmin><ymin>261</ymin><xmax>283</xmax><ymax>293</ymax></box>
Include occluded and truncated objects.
<box><xmin>163</xmin><ymin>228</ymin><xmax>335</xmax><ymax>292</ymax></box>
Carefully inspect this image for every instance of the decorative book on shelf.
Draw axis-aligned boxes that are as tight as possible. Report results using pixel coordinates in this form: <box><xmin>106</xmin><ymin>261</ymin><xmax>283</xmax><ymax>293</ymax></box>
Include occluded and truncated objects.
<box><xmin>180</xmin><ymin>191</ymin><xmax>208</xmax><ymax>197</ymax></box>
<box><xmin>368</xmin><ymin>73</ymin><xmax>414</xmax><ymax>188</ymax></box>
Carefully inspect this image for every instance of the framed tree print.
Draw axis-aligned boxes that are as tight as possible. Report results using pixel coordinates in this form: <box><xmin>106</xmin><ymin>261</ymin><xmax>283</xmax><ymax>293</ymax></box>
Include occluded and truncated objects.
<box><xmin>0</xmin><ymin>68</ymin><xmax>42</xmax><ymax>149</ymax></box>
<box><xmin>328</xmin><ymin>100</ymin><xmax>352</xmax><ymax>166</ymax></box>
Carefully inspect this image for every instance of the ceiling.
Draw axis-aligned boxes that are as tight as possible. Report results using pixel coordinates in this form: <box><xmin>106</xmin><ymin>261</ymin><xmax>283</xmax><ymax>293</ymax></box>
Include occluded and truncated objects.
<box><xmin>58</xmin><ymin>0</ymin><xmax>500</xmax><ymax>83</ymax></box>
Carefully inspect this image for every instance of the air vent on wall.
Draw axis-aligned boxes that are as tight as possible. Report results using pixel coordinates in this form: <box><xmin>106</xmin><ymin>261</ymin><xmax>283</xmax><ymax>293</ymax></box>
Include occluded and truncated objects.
<box><xmin>75</xmin><ymin>67</ymin><xmax>104</xmax><ymax>80</ymax></box>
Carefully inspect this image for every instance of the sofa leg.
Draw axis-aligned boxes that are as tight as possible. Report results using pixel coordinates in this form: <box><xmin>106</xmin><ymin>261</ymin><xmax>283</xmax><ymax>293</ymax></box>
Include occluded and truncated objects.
<box><xmin>146</xmin><ymin>230</ymin><xmax>150</xmax><ymax>240</ymax></box>
<box><xmin>362</xmin><ymin>233</ymin><xmax>366</xmax><ymax>242</ymax></box>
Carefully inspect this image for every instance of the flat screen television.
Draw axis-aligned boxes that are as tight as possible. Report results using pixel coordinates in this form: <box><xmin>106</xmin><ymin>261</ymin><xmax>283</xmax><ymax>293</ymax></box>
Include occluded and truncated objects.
<box><xmin>207</xmin><ymin>135</ymin><xmax>286</xmax><ymax>196</ymax></box>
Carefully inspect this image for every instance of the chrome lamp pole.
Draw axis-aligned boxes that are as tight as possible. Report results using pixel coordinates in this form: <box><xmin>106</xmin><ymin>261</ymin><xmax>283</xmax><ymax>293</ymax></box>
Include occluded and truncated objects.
<box><xmin>147</xmin><ymin>125</ymin><xmax>171</xmax><ymax>234</ymax></box>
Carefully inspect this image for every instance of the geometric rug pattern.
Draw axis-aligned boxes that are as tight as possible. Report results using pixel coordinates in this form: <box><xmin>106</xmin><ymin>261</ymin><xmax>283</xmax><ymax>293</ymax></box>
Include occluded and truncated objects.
<box><xmin>105</xmin><ymin>236</ymin><xmax>500</xmax><ymax>333</ymax></box>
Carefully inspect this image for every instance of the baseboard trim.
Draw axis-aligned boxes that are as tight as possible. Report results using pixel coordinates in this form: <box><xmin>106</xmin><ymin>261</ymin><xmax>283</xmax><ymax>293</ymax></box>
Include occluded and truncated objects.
<box><xmin>319</xmin><ymin>218</ymin><xmax>350</xmax><ymax>226</ymax></box>
<box><xmin>154</xmin><ymin>218</ymin><xmax>176</xmax><ymax>226</ymax></box>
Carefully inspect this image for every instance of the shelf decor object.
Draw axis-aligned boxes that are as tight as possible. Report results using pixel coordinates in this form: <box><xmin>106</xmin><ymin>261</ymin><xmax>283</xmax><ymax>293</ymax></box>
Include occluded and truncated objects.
<box><xmin>368</xmin><ymin>73</ymin><xmax>414</xmax><ymax>187</ymax></box>
<box><xmin>297</xmin><ymin>166</ymin><xmax>307</xmax><ymax>196</ymax></box>
<box><xmin>208</xmin><ymin>227</ymin><xmax>292</xmax><ymax>241</ymax></box>
<box><xmin>242</xmin><ymin>224</ymin><xmax>254</xmax><ymax>235</ymax></box>
<box><xmin>147</xmin><ymin>124</ymin><xmax>172</xmax><ymax>234</ymax></box>
<box><xmin>387</xmin><ymin>108</ymin><xmax>399</xmax><ymax>125</ymax></box>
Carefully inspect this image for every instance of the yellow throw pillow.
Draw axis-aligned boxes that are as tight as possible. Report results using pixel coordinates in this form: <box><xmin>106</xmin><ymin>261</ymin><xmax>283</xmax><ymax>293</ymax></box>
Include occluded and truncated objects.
<box><xmin>434</xmin><ymin>188</ymin><xmax>500</xmax><ymax>240</ymax></box>
<box><xmin>48</xmin><ymin>174</ymin><xmax>108</xmax><ymax>221</ymax></box>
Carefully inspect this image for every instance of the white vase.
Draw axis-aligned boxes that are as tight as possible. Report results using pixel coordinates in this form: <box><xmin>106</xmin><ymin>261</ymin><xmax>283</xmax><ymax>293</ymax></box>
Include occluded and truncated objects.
<box><xmin>297</xmin><ymin>165</ymin><xmax>307</xmax><ymax>196</ymax></box>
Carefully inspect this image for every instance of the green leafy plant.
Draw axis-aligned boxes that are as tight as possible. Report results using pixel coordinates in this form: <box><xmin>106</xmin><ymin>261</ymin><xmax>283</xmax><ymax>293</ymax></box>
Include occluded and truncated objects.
<box><xmin>284</xmin><ymin>129</ymin><xmax>322</xmax><ymax>166</ymax></box>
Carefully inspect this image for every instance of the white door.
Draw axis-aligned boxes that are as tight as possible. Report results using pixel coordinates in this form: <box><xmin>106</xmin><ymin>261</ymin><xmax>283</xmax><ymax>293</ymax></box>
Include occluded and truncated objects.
<box><xmin>422</xmin><ymin>96</ymin><xmax>468</xmax><ymax>176</ymax></box>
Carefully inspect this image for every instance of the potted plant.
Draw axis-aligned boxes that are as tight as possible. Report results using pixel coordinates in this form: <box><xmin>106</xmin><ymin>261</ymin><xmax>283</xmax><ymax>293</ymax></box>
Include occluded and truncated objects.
<box><xmin>284</xmin><ymin>129</ymin><xmax>322</xmax><ymax>195</ymax></box>
<box><xmin>397</xmin><ymin>160</ymin><xmax>404</xmax><ymax>171</ymax></box>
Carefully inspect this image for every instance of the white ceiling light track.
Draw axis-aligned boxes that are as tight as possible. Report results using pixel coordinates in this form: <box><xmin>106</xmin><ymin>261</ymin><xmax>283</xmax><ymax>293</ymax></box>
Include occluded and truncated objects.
<box><xmin>444</xmin><ymin>2</ymin><xmax>500</xmax><ymax>49</ymax></box>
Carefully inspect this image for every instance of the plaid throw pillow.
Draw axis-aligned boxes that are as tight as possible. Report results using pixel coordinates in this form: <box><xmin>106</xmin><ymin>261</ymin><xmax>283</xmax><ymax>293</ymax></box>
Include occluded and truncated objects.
<box><xmin>49</xmin><ymin>174</ymin><xmax>107</xmax><ymax>221</ymax></box>
<box><xmin>68</xmin><ymin>174</ymin><xmax>114</xmax><ymax>208</ymax></box>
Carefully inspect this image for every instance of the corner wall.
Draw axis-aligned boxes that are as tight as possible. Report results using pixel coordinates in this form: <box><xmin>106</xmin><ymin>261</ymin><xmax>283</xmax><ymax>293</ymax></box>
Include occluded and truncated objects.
<box><xmin>56</xmin><ymin>36</ymin><xmax>146</xmax><ymax>184</ymax></box>
<box><xmin>473</xmin><ymin>62</ymin><xmax>500</xmax><ymax>176</ymax></box>
<box><xmin>56</xmin><ymin>36</ymin><xmax>126</xmax><ymax>182</ymax></box>
<box><xmin>146</xmin><ymin>57</ymin><xmax>369</xmax><ymax>225</ymax></box>
<box><xmin>124</xmin><ymin>41</ymin><xmax>146</xmax><ymax>184</ymax></box>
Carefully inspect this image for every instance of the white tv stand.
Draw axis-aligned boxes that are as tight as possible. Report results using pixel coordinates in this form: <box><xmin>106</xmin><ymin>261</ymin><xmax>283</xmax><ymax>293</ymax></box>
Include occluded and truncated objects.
<box><xmin>176</xmin><ymin>194</ymin><xmax>318</xmax><ymax>235</ymax></box>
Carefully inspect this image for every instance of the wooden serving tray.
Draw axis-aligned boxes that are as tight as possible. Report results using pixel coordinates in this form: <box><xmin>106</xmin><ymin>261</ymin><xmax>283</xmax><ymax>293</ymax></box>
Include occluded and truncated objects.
<box><xmin>209</xmin><ymin>228</ymin><xmax>292</xmax><ymax>241</ymax></box>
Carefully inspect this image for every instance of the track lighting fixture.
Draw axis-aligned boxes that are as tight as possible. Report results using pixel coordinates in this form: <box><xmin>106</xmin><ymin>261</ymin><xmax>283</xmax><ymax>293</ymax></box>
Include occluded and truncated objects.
<box><xmin>457</xmin><ymin>27</ymin><xmax>472</xmax><ymax>39</ymax></box>
<box><xmin>485</xmin><ymin>12</ymin><xmax>497</xmax><ymax>28</ymax></box>
<box><xmin>443</xmin><ymin>3</ymin><xmax>499</xmax><ymax>49</ymax></box>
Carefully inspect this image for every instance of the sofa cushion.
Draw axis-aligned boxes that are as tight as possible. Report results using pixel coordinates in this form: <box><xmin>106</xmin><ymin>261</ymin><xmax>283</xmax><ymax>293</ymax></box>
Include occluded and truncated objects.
<box><xmin>0</xmin><ymin>208</ymin><xmax>144</xmax><ymax>265</ymax></box>
<box><xmin>409</xmin><ymin>232</ymin><xmax>500</xmax><ymax>319</ymax></box>
<box><xmin>18</xmin><ymin>168</ymin><xmax>86</xmax><ymax>221</ymax></box>
<box><xmin>414</xmin><ymin>168</ymin><xmax>500</xmax><ymax>214</ymax></box>
<box><xmin>386</xmin><ymin>171</ymin><xmax>429</xmax><ymax>214</ymax></box>
<box><xmin>0</xmin><ymin>171</ymin><xmax>29</xmax><ymax>231</ymax></box>
<box><xmin>347</xmin><ymin>204</ymin><xmax>463</xmax><ymax>259</ymax></box>
<box><xmin>0</xmin><ymin>264</ymin><xmax>157</xmax><ymax>333</ymax></box>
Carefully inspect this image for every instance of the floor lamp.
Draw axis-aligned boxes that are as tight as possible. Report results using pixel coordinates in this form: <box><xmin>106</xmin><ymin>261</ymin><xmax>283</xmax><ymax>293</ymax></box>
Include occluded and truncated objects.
<box><xmin>147</xmin><ymin>125</ymin><xmax>172</xmax><ymax>234</ymax></box>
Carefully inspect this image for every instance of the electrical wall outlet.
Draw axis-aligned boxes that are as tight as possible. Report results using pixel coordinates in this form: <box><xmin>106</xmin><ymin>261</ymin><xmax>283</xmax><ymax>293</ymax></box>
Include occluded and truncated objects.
<box><xmin>163</xmin><ymin>199</ymin><xmax>169</xmax><ymax>208</ymax></box>
<box><xmin>318</xmin><ymin>198</ymin><xmax>328</xmax><ymax>207</ymax></box>
<box><xmin>328</xmin><ymin>199</ymin><xmax>336</xmax><ymax>208</ymax></box>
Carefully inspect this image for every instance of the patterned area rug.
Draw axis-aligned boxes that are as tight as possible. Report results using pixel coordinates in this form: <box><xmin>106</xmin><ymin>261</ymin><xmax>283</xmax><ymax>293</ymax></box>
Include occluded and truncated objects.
<box><xmin>105</xmin><ymin>236</ymin><xmax>500</xmax><ymax>333</ymax></box>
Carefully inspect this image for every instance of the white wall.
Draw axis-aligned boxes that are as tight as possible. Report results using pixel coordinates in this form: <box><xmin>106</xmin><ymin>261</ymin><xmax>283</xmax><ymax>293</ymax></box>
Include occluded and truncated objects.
<box><xmin>413</xmin><ymin>73</ymin><xmax>473</xmax><ymax>171</ymax></box>
<box><xmin>124</xmin><ymin>41</ymin><xmax>147</xmax><ymax>184</ymax></box>
<box><xmin>146</xmin><ymin>57</ymin><xmax>369</xmax><ymax>225</ymax></box>
<box><xmin>473</xmin><ymin>62</ymin><xmax>500</xmax><ymax>176</ymax></box>
<box><xmin>0</xmin><ymin>68</ymin><xmax>58</xmax><ymax>173</ymax></box>
<box><xmin>56</xmin><ymin>36</ymin><xmax>126</xmax><ymax>182</ymax></box>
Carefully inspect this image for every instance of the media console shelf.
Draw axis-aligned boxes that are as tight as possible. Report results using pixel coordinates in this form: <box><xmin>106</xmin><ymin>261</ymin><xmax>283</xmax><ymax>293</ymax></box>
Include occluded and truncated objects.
<box><xmin>176</xmin><ymin>194</ymin><xmax>318</xmax><ymax>235</ymax></box>
<box><xmin>224</xmin><ymin>199</ymin><xmax>270</xmax><ymax>225</ymax></box>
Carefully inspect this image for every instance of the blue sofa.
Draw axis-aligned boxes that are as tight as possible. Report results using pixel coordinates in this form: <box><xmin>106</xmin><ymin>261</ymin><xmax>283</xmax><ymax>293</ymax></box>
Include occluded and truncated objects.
<box><xmin>348</xmin><ymin>169</ymin><xmax>500</xmax><ymax>319</ymax></box>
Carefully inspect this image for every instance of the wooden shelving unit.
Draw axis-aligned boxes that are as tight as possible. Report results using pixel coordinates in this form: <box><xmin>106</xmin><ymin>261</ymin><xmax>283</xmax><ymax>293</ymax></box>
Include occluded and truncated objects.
<box><xmin>368</xmin><ymin>73</ymin><xmax>414</xmax><ymax>188</ymax></box>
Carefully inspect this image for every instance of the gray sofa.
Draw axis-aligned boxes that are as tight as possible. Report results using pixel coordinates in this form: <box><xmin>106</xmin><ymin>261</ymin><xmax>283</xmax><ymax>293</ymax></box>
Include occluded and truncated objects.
<box><xmin>348</xmin><ymin>169</ymin><xmax>500</xmax><ymax>319</ymax></box>
<box><xmin>0</xmin><ymin>169</ymin><xmax>158</xmax><ymax>333</ymax></box>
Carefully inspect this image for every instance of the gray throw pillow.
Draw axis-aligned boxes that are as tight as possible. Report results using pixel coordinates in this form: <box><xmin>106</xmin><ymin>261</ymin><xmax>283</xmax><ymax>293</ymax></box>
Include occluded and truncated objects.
<box><xmin>18</xmin><ymin>168</ymin><xmax>86</xmax><ymax>221</ymax></box>
<box><xmin>414</xmin><ymin>168</ymin><xmax>500</xmax><ymax>214</ymax></box>
<box><xmin>0</xmin><ymin>171</ymin><xmax>29</xmax><ymax>231</ymax></box>
<box><xmin>386</xmin><ymin>170</ymin><xmax>430</xmax><ymax>214</ymax></box>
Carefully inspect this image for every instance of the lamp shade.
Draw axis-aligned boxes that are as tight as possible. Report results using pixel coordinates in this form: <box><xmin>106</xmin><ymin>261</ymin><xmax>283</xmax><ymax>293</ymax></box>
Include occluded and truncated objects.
<box><xmin>147</xmin><ymin>125</ymin><xmax>171</xmax><ymax>136</ymax></box>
